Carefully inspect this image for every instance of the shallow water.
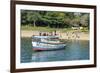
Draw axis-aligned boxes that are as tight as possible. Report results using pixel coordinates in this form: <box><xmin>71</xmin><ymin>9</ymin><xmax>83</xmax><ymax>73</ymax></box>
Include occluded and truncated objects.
<box><xmin>21</xmin><ymin>37</ymin><xmax>89</xmax><ymax>63</ymax></box>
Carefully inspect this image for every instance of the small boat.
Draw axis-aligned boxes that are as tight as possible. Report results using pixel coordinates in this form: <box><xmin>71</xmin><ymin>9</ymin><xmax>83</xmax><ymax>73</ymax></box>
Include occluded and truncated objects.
<box><xmin>32</xmin><ymin>35</ymin><xmax>66</xmax><ymax>51</ymax></box>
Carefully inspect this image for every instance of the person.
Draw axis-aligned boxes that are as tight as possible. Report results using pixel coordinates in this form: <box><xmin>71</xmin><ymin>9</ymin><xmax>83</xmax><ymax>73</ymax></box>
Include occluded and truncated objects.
<box><xmin>43</xmin><ymin>33</ymin><xmax>46</xmax><ymax>36</ymax></box>
<box><xmin>54</xmin><ymin>30</ymin><xmax>56</xmax><ymax>35</ymax></box>
<box><xmin>39</xmin><ymin>32</ymin><xmax>41</xmax><ymax>36</ymax></box>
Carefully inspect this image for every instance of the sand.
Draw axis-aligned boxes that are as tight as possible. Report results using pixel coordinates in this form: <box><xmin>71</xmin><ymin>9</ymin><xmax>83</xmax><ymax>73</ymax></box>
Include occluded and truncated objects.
<box><xmin>21</xmin><ymin>30</ymin><xmax>89</xmax><ymax>40</ymax></box>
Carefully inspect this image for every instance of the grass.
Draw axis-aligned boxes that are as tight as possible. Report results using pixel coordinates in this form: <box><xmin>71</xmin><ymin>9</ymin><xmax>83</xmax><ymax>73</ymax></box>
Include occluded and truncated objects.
<box><xmin>21</xmin><ymin>25</ymin><xmax>55</xmax><ymax>32</ymax></box>
<box><xmin>21</xmin><ymin>25</ymin><xmax>89</xmax><ymax>32</ymax></box>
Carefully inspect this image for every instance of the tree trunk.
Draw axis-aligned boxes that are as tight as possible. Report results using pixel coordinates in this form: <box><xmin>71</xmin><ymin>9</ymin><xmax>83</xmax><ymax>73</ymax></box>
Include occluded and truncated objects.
<box><xmin>48</xmin><ymin>24</ymin><xmax>50</xmax><ymax>27</ymax></box>
<box><xmin>33</xmin><ymin>20</ymin><xmax>36</xmax><ymax>27</ymax></box>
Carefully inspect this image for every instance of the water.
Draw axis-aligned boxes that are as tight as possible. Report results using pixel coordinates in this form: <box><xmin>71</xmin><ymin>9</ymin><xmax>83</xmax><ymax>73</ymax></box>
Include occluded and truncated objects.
<box><xmin>21</xmin><ymin>37</ymin><xmax>89</xmax><ymax>63</ymax></box>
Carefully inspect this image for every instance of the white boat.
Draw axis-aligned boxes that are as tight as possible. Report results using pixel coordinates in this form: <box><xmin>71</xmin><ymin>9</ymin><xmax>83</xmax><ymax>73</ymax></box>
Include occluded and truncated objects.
<box><xmin>32</xmin><ymin>35</ymin><xmax>66</xmax><ymax>51</ymax></box>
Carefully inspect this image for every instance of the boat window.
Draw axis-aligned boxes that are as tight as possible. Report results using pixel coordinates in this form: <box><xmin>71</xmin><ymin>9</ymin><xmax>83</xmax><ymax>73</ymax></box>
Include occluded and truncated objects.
<box><xmin>46</xmin><ymin>38</ymin><xmax>59</xmax><ymax>41</ymax></box>
<box><xmin>32</xmin><ymin>38</ymin><xmax>41</xmax><ymax>42</ymax></box>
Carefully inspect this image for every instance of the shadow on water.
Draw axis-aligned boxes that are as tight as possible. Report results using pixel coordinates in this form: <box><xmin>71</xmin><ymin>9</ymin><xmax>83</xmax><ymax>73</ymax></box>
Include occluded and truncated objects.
<box><xmin>21</xmin><ymin>38</ymin><xmax>89</xmax><ymax>63</ymax></box>
<box><xmin>32</xmin><ymin>49</ymin><xmax>67</xmax><ymax>62</ymax></box>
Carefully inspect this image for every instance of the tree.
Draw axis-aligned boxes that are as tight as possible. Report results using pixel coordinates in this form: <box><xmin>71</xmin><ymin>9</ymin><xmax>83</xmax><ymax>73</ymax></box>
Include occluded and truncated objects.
<box><xmin>21</xmin><ymin>10</ymin><xmax>89</xmax><ymax>29</ymax></box>
<box><xmin>21</xmin><ymin>10</ymin><xmax>28</xmax><ymax>25</ymax></box>
<box><xmin>81</xmin><ymin>14</ymin><xmax>89</xmax><ymax>27</ymax></box>
<box><xmin>26</xmin><ymin>11</ymin><xmax>41</xmax><ymax>27</ymax></box>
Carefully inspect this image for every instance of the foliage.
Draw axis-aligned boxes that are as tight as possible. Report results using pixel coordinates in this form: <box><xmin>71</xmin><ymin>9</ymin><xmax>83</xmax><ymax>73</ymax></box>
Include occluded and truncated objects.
<box><xmin>21</xmin><ymin>10</ymin><xmax>89</xmax><ymax>28</ymax></box>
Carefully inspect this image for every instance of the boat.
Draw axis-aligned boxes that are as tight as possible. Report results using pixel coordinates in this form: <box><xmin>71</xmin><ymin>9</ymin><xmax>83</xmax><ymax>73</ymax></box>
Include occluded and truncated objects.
<box><xmin>32</xmin><ymin>35</ymin><xmax>66</xmax><ymax>51</ymax></box>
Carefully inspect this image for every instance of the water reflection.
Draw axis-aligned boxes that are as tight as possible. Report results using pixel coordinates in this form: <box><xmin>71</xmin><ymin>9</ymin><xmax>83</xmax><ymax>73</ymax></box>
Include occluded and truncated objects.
<box><xmin>21</xmin><ymin>38</ymin><xmax>89</xmax><ymax>63</ymax></box>
<box><xmin>31</xmin><ymin>40</ymin><xmax>89</xmax><ymax>62</ymax></box>
<box><xmin>32</xmin><ymin>49</ymin><xmax>67</xmax><ymax>62</ymax></box>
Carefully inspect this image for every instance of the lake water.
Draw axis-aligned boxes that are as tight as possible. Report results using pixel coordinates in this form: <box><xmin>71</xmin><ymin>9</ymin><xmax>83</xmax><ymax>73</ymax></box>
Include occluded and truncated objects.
<box><xmin>21</xmin><ymin>37</ymin><xmax>89</xmax><ymax>63</ymax></box>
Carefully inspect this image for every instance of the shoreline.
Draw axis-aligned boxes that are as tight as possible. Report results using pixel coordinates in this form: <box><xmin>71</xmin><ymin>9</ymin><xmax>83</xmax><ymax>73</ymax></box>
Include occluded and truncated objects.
<box><xmin>21</xmin><ymin>30</ymin><xmax>89</xmax><ymax>40</ymax></box>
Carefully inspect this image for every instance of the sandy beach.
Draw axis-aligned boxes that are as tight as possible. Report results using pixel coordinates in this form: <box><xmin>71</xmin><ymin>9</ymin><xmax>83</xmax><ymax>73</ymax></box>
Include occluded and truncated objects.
<box><xmin>21</xmin><ymin>30</ymin><xmax>89</xmax><ymax>40</ymax></box>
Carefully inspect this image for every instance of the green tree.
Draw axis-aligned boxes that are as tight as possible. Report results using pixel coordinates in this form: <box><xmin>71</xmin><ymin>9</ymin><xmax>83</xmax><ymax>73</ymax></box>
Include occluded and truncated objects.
<box><xmin>21</xmin><ymin>10</ymin><xmax>89</xmax><ymax>29</ymax></box>
<box><xmin>80</xmin><ymin>13</ymin><xmax>89</xmax><ymax>27</ymax></box>
<box><xmin>26</xmin><ymin>11</ymin><xmax>41</xmax><ymax>27</ymax></box>
<box><xmin>21</xmin><ymin>10</ymin><xmax>28</xmax><ymax>25</ymax></box>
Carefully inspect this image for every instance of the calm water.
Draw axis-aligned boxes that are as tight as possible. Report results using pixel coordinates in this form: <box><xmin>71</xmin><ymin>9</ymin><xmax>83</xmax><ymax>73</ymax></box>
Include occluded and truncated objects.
<box><xmin>21</xmin><ymin>38</ymin><xmax>89</xmax><ymax>63</ymax></box>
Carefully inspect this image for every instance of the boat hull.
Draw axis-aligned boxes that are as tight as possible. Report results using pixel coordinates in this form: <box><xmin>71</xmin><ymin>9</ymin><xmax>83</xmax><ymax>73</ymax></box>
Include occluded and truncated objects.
<box><xmin>32</xmin><ymin>42</ymin><xmax>66</xmax><ymax>51</ymax></box>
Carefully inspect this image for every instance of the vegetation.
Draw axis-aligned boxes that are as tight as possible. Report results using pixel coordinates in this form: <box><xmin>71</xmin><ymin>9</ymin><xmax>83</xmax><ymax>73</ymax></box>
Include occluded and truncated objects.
<box><xmin>21</xmin><ymin>25</ymin><xmax>89</xmax><ymax>33</ymax></box>
<box><xmin>21</xmin><ymin>10</ymin><xmax>89</xmax><ymax>29</ymax></box>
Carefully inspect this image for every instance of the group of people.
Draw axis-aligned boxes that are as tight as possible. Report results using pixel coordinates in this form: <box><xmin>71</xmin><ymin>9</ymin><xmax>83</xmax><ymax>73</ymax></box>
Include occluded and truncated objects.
<box><xmin>39</xmin><ymin>31</ymin><xmax>57</xmax><ymax>36</ymax></box>
<box><xmin>37</xmin><ymin>30</ymin><xmax>80</xmax><ymax>40</ymax></box>
<box><xmin>66</xmin><ymin>31</ymin><xmax>80</xmax><ymax>40</ymax></box>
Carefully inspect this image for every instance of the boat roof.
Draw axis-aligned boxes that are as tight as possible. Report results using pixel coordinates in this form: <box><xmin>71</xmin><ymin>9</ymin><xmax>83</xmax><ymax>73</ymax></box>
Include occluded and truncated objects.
<box><xmin>32</xmin><ymin>36</ymin><xmax>59</xmax><ymax>39</ymax></box>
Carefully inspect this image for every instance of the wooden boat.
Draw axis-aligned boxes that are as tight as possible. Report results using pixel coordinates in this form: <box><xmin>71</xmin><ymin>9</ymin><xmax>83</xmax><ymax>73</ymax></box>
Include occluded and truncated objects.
<box><xmin>32</xmin><ymin>35</ymin><xmax>66</xmax><ymax>51</ymax></box>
